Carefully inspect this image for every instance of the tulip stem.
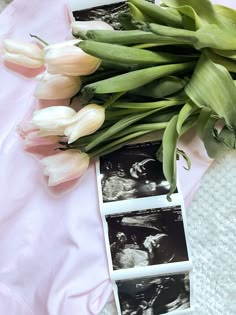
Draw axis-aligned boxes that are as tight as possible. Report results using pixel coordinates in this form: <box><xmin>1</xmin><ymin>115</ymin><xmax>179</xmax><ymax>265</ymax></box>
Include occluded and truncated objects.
<box><xmin>103</xmin><ymin>92</ymin><xmax>126</xmax><ymax>109</ymax></box>
<box><xmin>30</xmin><ymin>34</ymin><xmax>49</xmax><ymax>46</ymax></box>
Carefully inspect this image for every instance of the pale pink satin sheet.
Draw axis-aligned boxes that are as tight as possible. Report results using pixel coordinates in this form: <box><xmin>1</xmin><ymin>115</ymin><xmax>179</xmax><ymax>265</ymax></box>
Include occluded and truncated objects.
<box><xmin>1</xmin><ymin>0</ymin><xmax>232</xmax><ymax>314</ymax></box>
<box><xmin>0</xmin><ymin>1</ymin><xmax>112</xmax><ymax>314</ymax></box>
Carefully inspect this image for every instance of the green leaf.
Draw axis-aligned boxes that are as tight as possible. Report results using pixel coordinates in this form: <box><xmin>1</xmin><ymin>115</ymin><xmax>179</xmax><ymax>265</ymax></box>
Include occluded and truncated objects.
<box><xmin>180</xmin><ymin>10</ymin><xmax>201</xmax><ymax>31</ymax></box>
<box><xmin>195</xmin><ymin>24</ymin><xmax>236</xmax><ymax>50</ymax></box>
<box><xmin>85</xmin><ymin>109</ymin><xmax>160</xmax><ymax>151</ymax></box>
<box><xmin>88</xmin><ymin>121</ymin><xmax>169</xmax><ymax>158</ymax></box>
<box><xmin>214</xmin><ymin>125</ymin><xmax>236</xmax><ymax>149</ymax></box>
<box><xmin>162</xmin><ymin>113</ymin><xmax>197</xmax><ymax>199</ymax></box>
<box><xmin>176</xmin><ymin>148</ymin><xmax>191</xmax><ymax>170</ymax></box>
<box><xmin>81</xmin><ymin>69</ymin><xmax>120</xmax><ymax>85</ymax></box>
<box><xmin>78</xmin><ymin>40</ymin><xmax>196</xmax><ymax>66</ymax></box>
<box><xmin>105</xmin><ymin>109</ymin><xmax>139</xmax><ymax>120</ymax></box>
<box><xmin>89</xmin><ymin>130</ymin><xmax>153</xmax><ymax>158</ymax></box>
<box><xmin>163</xmin><ymin>1</ymin><xmax>236</xmax><ymax>32</ymax></box>
<box><xmin>85</xmin><ymin>29</ymin><xmax>190</xmax><ymax>46</ymax></box>
<box><xmin>101</xmin><ymin>60</ymin><xmax>137</xmax><ymax>71</ymax></box>
<box><xmin>196</xmin><ymin>107</ymin><xmax>212</xmax><ymax>140</ymax></box>
<box><xmin>165</xmin><ymin>88</ymin><xmax>188</xmax><ymax>102</ymax></box>
<box><xmin>130</xmin><ymin>76</ymin><xmax>188</xmax><ymax>99</ymax></box>
<box><xmin>148</xmin><ymin>23</ymin><xmax>197</xmax><ymax>45</ymax></box>
<box><xmin>70</xmin><ymin>122</ymin><xmax>167</xmax><ymax>149</ymax></box>
<box><xmin>82</xmin><ymin>61</ymin><xmax>196</xmax><ymax>97</ymax></box>
<box><xmin>214</xmin><ymin>4</ymin><xmax>236</xmax><ymax>25</ymax></box>
<box><xmin>156</xmin><ymin>143</ymin><xmax>163</xmax><ymax>162</ymax></box>
<box><xmin>128</xmin><ymin>0</ymin><xmax>183</xmax><ymax>27</ymax></box>
<box><xmin>162</xmin><ymin>0</ymin><xmax>219</xmax><ymax>25</ymax></box>
<box><xmin>111</xmin><ymin>99</ymin><xmax>184</xmax><ymax>110</ymax></box>
<box><xmin>185</xmin><ymin>53</ymin><xmax>236</xmax><ymax>129</ymax></box>
<box><xmin>110</xmin><ymin>122</ymin><xmax>168</xmax><ymax>138</ymax></box>
<box><xmin>148</xmin><ymin>23</ymin><xmax>236</xmax><ymax>50</ymax></box>
<box><xmin>142</xmin><ymin>108</ymin><xmax>180</xmax><ymax>123</ymax></box>
<box><xmin>176</xmin><ymin>101</ymin><xmax>197</xmax><ymax>134</ymax></box>
<box><xmin>162</xmin><ymin>115</ymin><xmax>179</xmax><ymax>200</ymax></box>
<box><xmin>128</xmin><ymin>2</ymin><xmax>156</xmax><ymax>22</ymax></box>
<box><xmin>160</xmin><ymin>2</ymin><xmax>205</xmax><ymax>30</ymax></box>
<box><xmin>206</xmin><ymin>49</ymin><xmax>236</xmax><ymax>73</ymax></box>
<box><xmin>213</xmin><ymin>49</ymin><xmax>236</xmax><ymax>61</ymax></box>
<box><xmin>180</xmin><ymin>114</ymin><xmax>198</xmax><ymax>134</ymax></box>
<box><xmin>202</xmin><ymin>117</ymin><xmax>232</xmax><ymax>158</ymax></box>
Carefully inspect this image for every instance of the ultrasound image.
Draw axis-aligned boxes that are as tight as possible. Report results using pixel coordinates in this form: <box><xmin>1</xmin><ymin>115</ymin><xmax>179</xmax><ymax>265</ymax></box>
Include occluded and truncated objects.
<box><xmin>117</xmin><ymin>273</ymin><xmax>190</xmax><ymax>315</ymax></box>
<box><xmin>106</xmin><ymin>206</ymin><xmax>188</xmax><ymax>270</ymax></box>
<box><xmin>73</xmin><ymin>0</ymin><xmax>155</xmax><ymax>30</ymax></box>
<box><xmin>100</xmin><ymin>142</ymin><xmax>174</xmax><ymax>203</ymax></box>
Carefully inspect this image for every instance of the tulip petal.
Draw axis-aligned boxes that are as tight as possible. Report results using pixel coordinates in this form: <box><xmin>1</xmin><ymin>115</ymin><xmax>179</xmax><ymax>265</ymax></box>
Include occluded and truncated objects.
<box><xmin>44</xmin><ymin>41</ymin><xmax>101</xmax><ymax>76</ymax></box>
<box><xmin>34</xmin><ymin>72</ymin><xmax>81</xmax><ymax>100</ymax></box>
<box><xmin>3</xmin><ymin>39</ymin><xmax>44</xmax><ymax>59</ymax></box>
<box><xmin>23</xmin><ymin>131</ymin><xmax>59</xmax><ymax>148</ymax></box>
<box><xmin>44</xmin><ymin>40</ymin><xmax>80</xmax><ymax>50</ymax></box>
<box><xmin>64</xmin><ymin>104</ymin><xmax>105</xmax><ymax>143</ymax></box>
<box><xmin>40</xmin><ymin>151</ymin><xmax>89</xmax><ymax>186</ymax></box>
<box><xmin>31</xmin><ymin>106</ymin><xmax>76</xmax><ymax>130</ymax></box>
<box><xmin>37</xmin><ymin>128</ymin><xmax>65</xmax><ymax>137</ymax></box>
<box><xmin>3</xmin><ymin>52</ymin><xmax>44</xmax><ymax>68</ymax></box>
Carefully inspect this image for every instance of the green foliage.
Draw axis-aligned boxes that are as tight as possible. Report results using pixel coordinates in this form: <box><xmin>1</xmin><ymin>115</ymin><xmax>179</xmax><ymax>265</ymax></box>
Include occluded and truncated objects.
<box><xmin>70</xmin><ymin>0</ymin><xmax>236</xmax><ymax>199</ymax></box>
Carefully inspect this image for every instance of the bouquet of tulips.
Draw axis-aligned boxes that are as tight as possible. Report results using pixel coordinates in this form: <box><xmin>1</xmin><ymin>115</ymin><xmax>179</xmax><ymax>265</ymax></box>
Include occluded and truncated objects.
<box><xmin>3</xmin><ymin>0</ymin><xmax>236</xmax><ymax>198</ymax></box>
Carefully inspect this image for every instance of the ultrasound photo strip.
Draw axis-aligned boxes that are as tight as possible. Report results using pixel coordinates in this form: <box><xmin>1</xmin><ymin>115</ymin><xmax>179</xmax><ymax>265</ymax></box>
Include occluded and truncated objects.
<box><xmin>95</xmin><ymin>141</ymin><xmax>193</xmax><ymax>314</ymax></box>
<box><xmin>113</xmin><ymin>272</ymin><xmax>191</xmax><ymax>315</ymax></box>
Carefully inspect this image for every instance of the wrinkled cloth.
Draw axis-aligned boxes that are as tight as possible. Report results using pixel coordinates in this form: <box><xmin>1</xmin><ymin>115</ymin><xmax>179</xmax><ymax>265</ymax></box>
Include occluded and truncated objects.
<box><xmin>0</xmin><ymin>1</ymin><xmax>112</xmax><ymax>314</ymax></box>
<box><xmin>0</xmin><ymin>0</ymin><xmax>224</xmax><ymax>314</ymax></box>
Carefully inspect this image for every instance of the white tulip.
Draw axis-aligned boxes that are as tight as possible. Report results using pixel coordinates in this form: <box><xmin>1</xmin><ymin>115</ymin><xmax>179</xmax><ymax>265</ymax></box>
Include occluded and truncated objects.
<box><xmin>34</xmin><ymin>72</ymin><xmax>81</xmax><ymax>100</ymax></box>
<box><xmin>44</xmin><ymin>40</ymin><xmax>101</xmax><ymax>76</ymax></box>
<box><xmin>3</xmin><ymin>39</ymin><xmax>44</xmax><ymax>68</ymax></box>
<box><xmin>41</xmin><ymin>150</ymin><xmax>90</xmax><ymax>186</ymax></box>
<box><xmin>31</xmin><ymin>106</ymin><xmax>76</xmax><ymax>135</ymax></box>
<box><xmin>18</xmin><ymin>121</ymin><xmax>60</xmax><ymax>148</ymax></box>
<box><xmin>31</xmin><ymin>104</ymin><xmax>105</xmax><ymax>142</ymax></box>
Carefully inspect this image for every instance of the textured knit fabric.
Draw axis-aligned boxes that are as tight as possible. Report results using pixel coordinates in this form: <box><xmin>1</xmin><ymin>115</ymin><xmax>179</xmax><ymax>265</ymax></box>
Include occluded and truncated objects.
<box><xmin>188</xmin><ymin>150</ymin><xmax>236</xmax><ymax>315</ymax></box>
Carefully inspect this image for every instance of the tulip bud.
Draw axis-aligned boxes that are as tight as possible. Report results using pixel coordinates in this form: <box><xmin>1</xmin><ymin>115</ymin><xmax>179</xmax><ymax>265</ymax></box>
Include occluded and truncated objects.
<box><xmin>41</xmin><ymin>150</ymin><xmax>90</xmax><ymax>186</ymax></box>
<box><xmin>31</xmin><ymin>106</ymin><xmax>76</xmax><ymax>136</ymax></box>
<box><xmin>3</xmin><ymin>39</ymin><xmax>44</xmax><ymax>68</ymax></box>
<box><xmin>18</xmin><ymin>121</ymin><xmax>60</xmax><ymax>148</ymax></box>
<box><xmin>71</xmin><ymin>20</ymin><xmax>113</xmax><ymax>35</ymax></box>
<box><xmin>23</xmin><ymin>131</ymin><xmax>60</xmax><ymax>148</ymax></box>
<box><xmin>44</xmin><ymin>40</ymin><xmax>101</xmax><ymax>76</ymax></box>
<box><xmin>34</xmin><ymin>72</ymin><xmax>81</xmax><ymax>100</ymax></box>
<box><xmin>64</xmin><ymin>104</ymin><xmax>105</xmax><ymax>144</ymax></box>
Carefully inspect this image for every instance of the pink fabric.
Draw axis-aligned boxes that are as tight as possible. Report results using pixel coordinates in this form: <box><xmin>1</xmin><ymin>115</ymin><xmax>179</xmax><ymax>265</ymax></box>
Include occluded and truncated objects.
<box><xmin>0</xmin><ymin>0</ymin><xmax>233</xmax><ymax>314</ymax></box>
<box><xmin>0</xmin><ymin>1</ymin><xmax>112</xmax><ymax>314</ymax></box>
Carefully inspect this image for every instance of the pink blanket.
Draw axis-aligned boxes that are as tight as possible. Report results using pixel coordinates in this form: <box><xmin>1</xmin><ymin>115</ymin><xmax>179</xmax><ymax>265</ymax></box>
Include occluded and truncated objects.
<box><xmin>0</xmin><ymin>0</ymin><xmax>226</xmax><ymax>314</ymax></box>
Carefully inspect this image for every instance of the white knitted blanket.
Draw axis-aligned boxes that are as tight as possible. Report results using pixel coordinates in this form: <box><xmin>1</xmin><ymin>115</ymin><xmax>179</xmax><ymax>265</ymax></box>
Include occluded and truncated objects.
<box><xmin>100</xmin><ymin>150</ymin><xmax>236</xmax><ymax>315</ymax></box>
